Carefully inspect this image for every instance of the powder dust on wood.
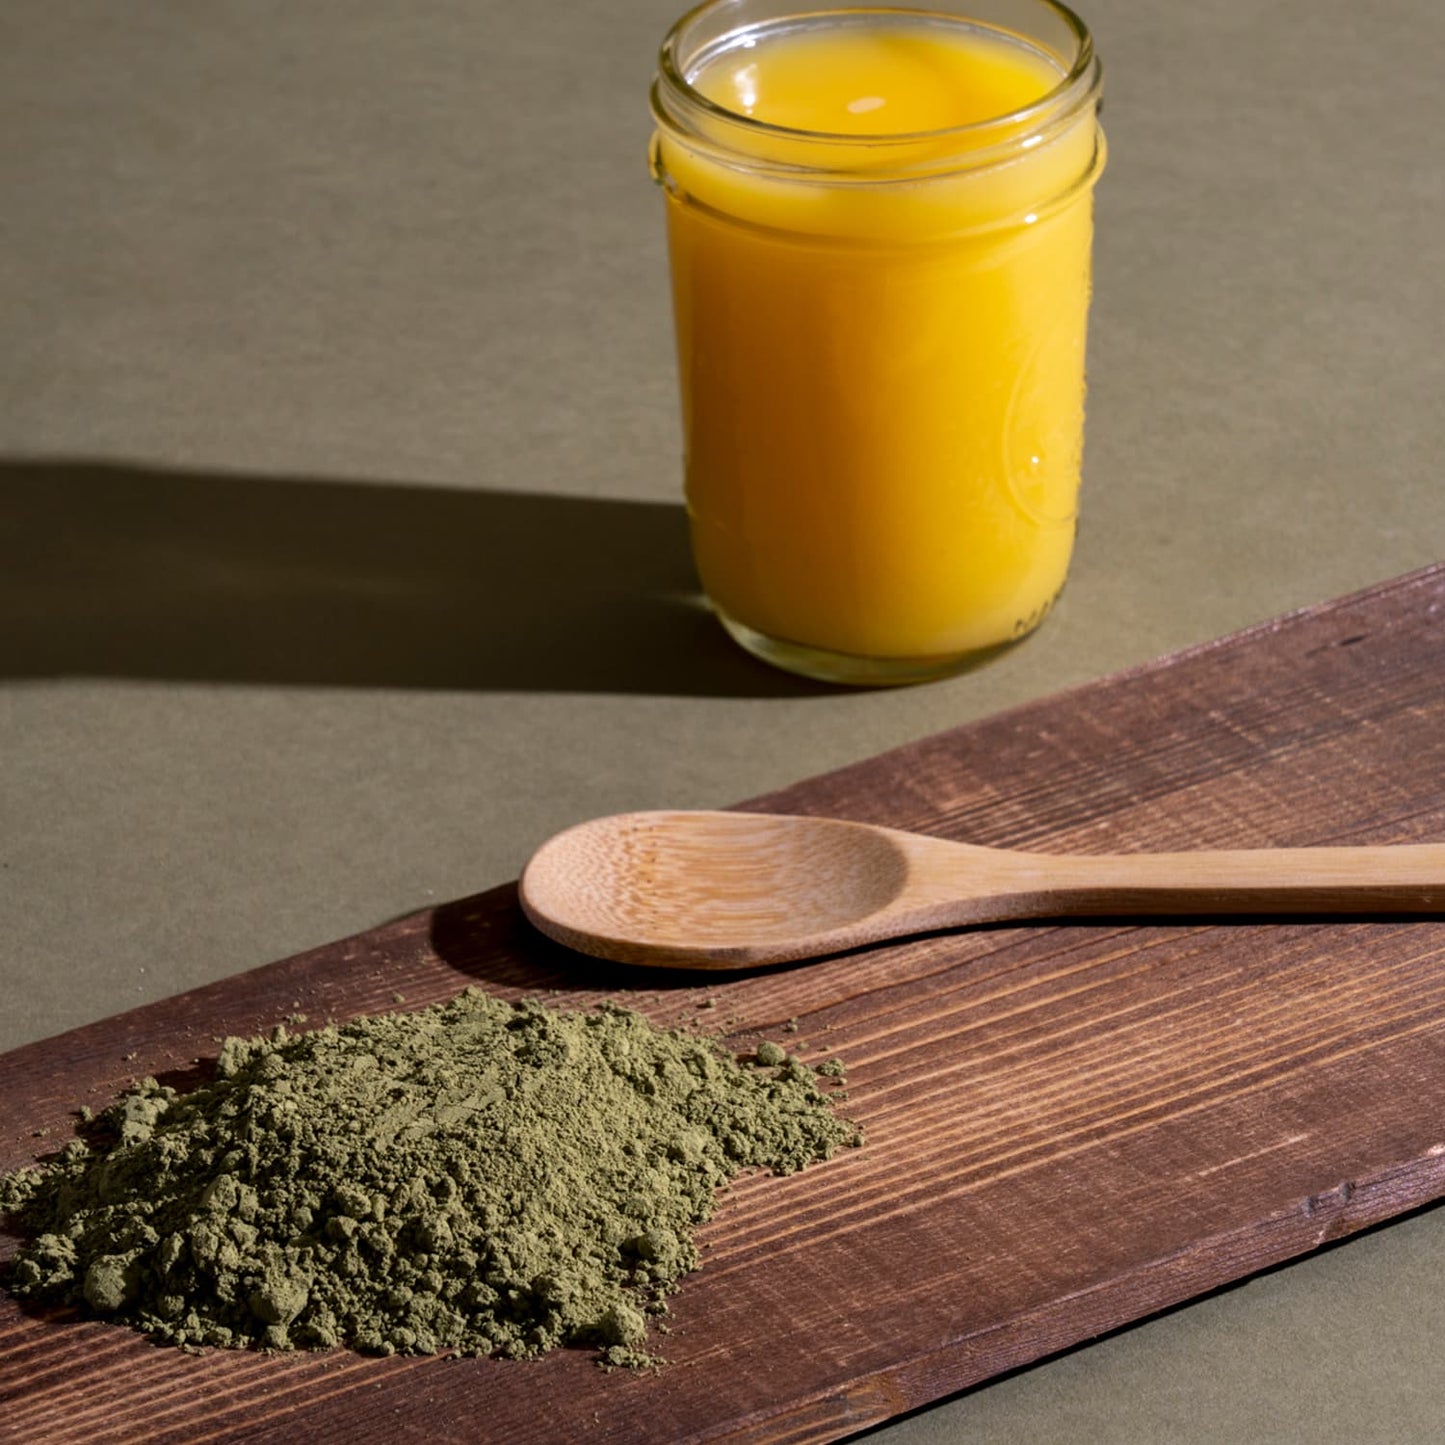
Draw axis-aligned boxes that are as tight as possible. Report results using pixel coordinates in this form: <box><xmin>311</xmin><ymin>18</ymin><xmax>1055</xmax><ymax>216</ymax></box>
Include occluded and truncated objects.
<box><xmin>0</xmin><ymin>989</ymin><xmax>858</xmax><ymax>1366</ymax></box>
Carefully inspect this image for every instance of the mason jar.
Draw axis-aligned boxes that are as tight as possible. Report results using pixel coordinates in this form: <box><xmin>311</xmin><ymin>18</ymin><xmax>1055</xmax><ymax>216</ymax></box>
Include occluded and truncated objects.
<box><xmin>650</xmin><ymin>0</ymin><xmax>1106</xmax><ymax>685</ymax></box>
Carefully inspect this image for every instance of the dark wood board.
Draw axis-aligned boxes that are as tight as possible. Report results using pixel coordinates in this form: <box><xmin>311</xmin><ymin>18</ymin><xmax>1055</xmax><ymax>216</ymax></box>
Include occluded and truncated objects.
<box><xmin>4</xmin><ymin>565</ymin><xmax>1445</xmax><ymax>1443</ymax></box>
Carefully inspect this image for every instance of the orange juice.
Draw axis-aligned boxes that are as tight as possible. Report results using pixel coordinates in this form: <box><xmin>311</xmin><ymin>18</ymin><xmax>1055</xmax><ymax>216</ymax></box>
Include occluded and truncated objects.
<box><xmin>651</xmin><ymin>1</ymin><xmax>1105</xmax><ymax>683</ymax></box>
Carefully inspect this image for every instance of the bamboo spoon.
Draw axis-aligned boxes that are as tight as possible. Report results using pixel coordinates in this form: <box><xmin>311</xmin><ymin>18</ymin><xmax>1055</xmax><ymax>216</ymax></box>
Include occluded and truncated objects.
<box><xmin>518</xmin><ymin>810</ymin><xmax>1445</xmax><ymax>969</ymax></box>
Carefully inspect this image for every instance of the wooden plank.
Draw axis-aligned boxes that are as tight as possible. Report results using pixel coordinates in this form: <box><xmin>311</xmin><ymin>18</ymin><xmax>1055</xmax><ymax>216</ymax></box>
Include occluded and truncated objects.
<box><xmin>3</xmin><ymin>564</ymin><xmax>1445</xmax><ymax>1444</ymax></box>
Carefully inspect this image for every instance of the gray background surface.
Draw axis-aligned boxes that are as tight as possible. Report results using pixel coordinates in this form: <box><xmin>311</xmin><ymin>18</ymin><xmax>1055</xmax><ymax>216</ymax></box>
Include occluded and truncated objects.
<box><xmin>3</xmin><ymin>0</ymin><xmax>1443</xmax><ymax>1438</ymax></box>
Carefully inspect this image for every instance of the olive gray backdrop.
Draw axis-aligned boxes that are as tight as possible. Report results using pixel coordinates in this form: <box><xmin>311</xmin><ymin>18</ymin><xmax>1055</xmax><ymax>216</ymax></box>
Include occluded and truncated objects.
<box><xmin>3</xmin><ymin>1</ymin><xmax>1443</xmax><ymax>1439</ymax></box>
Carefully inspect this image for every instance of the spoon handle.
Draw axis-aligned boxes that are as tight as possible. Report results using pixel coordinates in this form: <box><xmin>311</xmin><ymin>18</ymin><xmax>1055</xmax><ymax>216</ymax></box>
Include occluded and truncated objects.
<box><xmin>1006</xmin><ymin>842</ymin><xmax>1445</xmax><ymax>918</ymax></box>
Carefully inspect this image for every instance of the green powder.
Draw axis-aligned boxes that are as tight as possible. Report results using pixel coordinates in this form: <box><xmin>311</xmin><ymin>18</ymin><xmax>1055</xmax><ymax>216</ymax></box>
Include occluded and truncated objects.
<box><xmin>0</xmin><ymin>990</ymin><xmax>856</xmax><ymax>1365</ymax></box>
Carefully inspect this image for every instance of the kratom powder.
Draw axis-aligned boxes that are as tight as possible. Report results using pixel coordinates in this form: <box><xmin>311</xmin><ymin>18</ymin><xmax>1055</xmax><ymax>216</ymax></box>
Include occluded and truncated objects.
<box><xmin>0</xmin><ymin>990</ymin><xmax>857</xmax><ymax>1365</ymax></box>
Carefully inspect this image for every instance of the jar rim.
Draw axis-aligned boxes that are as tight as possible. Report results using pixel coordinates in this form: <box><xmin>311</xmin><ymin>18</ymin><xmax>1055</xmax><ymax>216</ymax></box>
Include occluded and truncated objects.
<box><xmin>654</xmin><ymin>0</ymin><xmax>1100</xmax><ymax>153</ymax></box>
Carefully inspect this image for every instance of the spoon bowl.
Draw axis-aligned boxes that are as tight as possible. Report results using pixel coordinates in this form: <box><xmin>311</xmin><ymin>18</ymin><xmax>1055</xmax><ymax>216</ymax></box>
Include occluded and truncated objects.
<box><xmin>519</xmin><ymin>811</ymin><xmax>917</xmax><ymax>966</ymax></box>
<box><xmin>519</xmin><ymin>810</ymin><xmax>1445</xmax><ymax>969</ymax></box>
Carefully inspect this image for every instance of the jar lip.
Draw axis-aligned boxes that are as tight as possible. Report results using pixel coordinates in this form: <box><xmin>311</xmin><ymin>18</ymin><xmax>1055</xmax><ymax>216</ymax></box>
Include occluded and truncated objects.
<box><xmin>655</xmin><ymin>0</ymin><xmax>1098</xmax><ymax>149</ymax></box>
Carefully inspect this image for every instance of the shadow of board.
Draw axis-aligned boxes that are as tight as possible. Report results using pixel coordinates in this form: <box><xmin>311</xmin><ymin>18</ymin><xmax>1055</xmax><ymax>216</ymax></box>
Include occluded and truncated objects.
<box><xmin>0</xmin><ymin>458</ymin><xmax>821</xmax><ymax>697</ymax></box>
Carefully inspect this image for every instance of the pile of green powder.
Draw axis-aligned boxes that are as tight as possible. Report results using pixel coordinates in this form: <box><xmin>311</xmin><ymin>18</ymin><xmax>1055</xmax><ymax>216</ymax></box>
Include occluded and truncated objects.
<box><xmin>0</xmin><ymin>989</ymin><xmax>856</xmax><ymax>1365</ymax></box>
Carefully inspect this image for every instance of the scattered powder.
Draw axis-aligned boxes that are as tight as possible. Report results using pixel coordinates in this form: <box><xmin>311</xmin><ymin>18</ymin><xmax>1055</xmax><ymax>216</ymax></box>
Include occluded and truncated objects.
<box><xmin>0</xmin><ymin>990</ymin><xmax>856</xmax><ymax>1366</ymax></box>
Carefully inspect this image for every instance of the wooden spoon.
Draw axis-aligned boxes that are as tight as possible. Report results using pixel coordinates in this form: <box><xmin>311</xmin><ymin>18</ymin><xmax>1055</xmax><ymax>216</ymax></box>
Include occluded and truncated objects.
<box><xmin>519</xmin><ymin>810</ymin><xmax>1445</xmax><ymax>968</ymax></box>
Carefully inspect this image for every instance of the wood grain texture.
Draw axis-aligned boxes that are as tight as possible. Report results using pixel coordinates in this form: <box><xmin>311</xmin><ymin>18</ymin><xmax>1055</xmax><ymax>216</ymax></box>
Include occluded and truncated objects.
<box><xmin>4</xmin><ymin>565</ymin><xmax>1445</xmax><ymax>1444</ymax></box>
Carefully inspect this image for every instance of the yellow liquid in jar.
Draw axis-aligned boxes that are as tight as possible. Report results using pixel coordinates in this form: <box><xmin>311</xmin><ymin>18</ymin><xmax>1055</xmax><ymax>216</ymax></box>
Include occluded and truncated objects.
<box><xmin>656</xmin><ymin>15</ymin><xmax>1102</xmax><ymax>670</ymax></box>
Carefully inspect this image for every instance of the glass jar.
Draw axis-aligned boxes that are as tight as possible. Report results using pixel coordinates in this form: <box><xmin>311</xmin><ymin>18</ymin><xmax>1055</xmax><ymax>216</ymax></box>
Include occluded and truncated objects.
<box><xmin>650</xmin><ymin>0</ymin><xmax>1106</xmax><ymax>685</ymax></box>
